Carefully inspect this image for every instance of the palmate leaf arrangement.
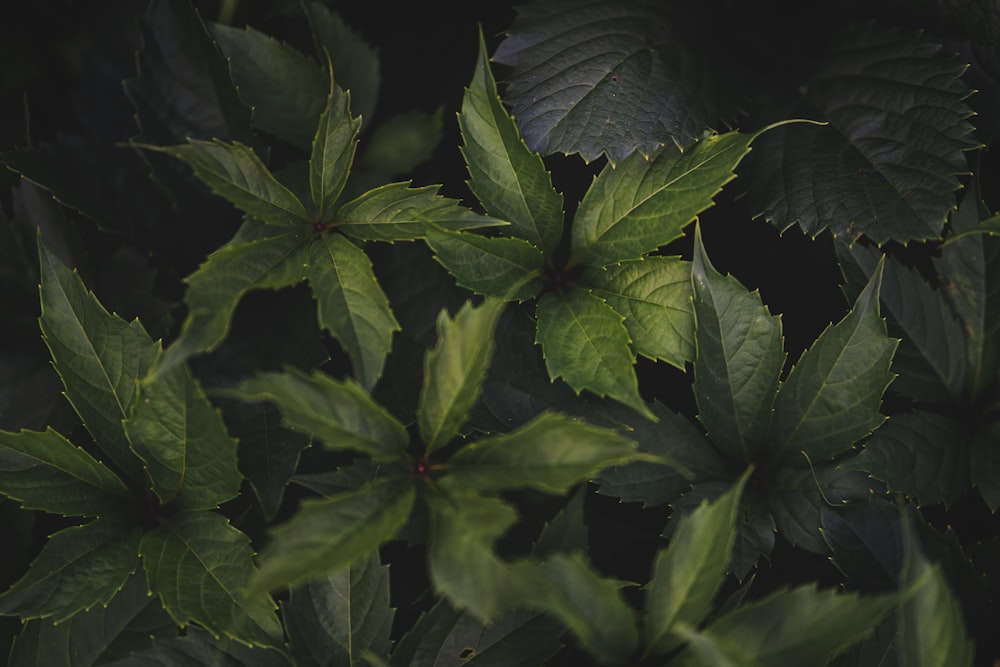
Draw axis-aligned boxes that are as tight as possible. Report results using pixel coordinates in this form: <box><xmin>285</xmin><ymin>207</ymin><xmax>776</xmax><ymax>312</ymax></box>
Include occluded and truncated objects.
<box><xmin>0</xmin><ymin>0</ymin><xmax>995</xmax><ymax>664</ymax></box>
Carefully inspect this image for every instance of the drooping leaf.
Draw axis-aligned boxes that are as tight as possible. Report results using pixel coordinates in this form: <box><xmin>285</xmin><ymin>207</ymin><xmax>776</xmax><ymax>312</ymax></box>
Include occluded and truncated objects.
<box><xmin>744</xmin><ymin>24</ymin><xmax>977</xmax><ymax>244</ymax></box>
<box><xmin>0</xmin><ymin>516</ymin><xmax>141</xmax><ymax>621</ymax></box>
<box><xmin>772</xmin><ymin>259</ymin><xmax>896</xmax><ymax>463</ymax></box>
<box><xmin>441</xmin><ymin>412</ymin><xmax>638</xmax><ymax>494</ymax></box>
<box><xmin>424</xmin><ymin>227</ymin><xmax>545</xmax><ymax>300</ymax></box>
<box><xmin>210</xmin><ymin>23</ymin><xmax>329</xmax><ymax>150</ymax></box>
<box><xmin>38</xmin><ymin>240</ymin><xmax>159</xmax><ymax>480</ymax></box>
<box><xmin>225</xmin><ymin>367</ymin><xmax>408</xmax><ymax>461</ymax></box>
<box><xmin>306</xmin><ymin>233</ymin><xmax>399</xmax><ymax>390</ymax></box>
<box><xmin>460</xmin><ymin>30</ymin><xmax>564</xmax><ymax>256</ymax></box>
<box><xmin>971</xmin><ymin>422</ymin><xmax>1000</xmax><ymax>511</ymax></box>
<box><xmin>418</xmin><ymin>298</ymin><xmax>505</xmax><ymax>452</ymax></box>
<box><xmin>310</xmin><ymin>82</ymin><xmax>361</xmax><ymax>219</ymax></box>
<box><xmin>582</xmin><ymin>256</ymin><xmax>694</xmax><ymax>368</ymax></box>
<box><xmin>535</xmin><ymin>290</ymin><xmax>652</xmax><ymax>419</ymax></box>
<box><xmin>250</xmin><ymin>478</ymin><xmax>416</xmax><ymax>596</ymax></box>
<box><xmin>140</xmin><ymin>511</ymin><xmax>282</xmax><ymax>649</ymax></box>
<box><xmin>283</xmin><ymin>554</ymin><xmax>393</xmax><ymax>667</ymax></box>
<box><xmin>493</xmin><ymin>0</ymin><xmax>734</xmax><ymax>162</ymax></box>
<box><xmin>0</xmin><ymin>428</ymin><xmax>131</xmax><ymax>516</ymax></box>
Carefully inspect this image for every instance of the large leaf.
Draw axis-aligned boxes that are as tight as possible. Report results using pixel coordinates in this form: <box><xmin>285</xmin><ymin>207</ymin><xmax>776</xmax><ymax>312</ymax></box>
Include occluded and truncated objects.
<box><xmin>424</xmin><ymin>227</ymin><xmax>545</xmax><ymax>300</ymax></box>
<box><xmin>536</xmin><ymin>289</ymin><xmax>652</xmax><ymax>419</ymax></box>
<box><xmin>493</xmin><ymin>0</ymin><xmax>733</xmax><ymax>162</ymax></box>
<box><xmin>418</xmin><ymin>298</ymin><xmax>505</xmax><ymax>452</ymax></box>
<box><xmin>691</xmin><ymin>226</ymin><xmax>784</xmax><ymax>462</ymax></box>
<box><xmin>250</xmin><ymin>478</ymin><xmax>416</xmax><ymax>596</ymax></box>
<box><xmin>441</xmin><ymin>412</ymin><xmax>638</xmax><ymax>494</ymax></box>
<box><xmin>0</xmin><ymin>516</ymin><xmax>141</xmax><ymax>621</ymax></box>
<box><xmin>460</xmin><ymin>30</ymin><xmax>564</xmax><ymax>256</ymax></box>
<box><xmin>569</xmin><ymin>131</ymin><xmax>756</xmax><ymax>268</ymax></box>
<box><xmin>39</xmin><ymin>240</ymin><xmax>159</xmax><ymax>480</ymax></box>
<box><xmin>125</xmin><ymin>364</ymin><xmax>242</xmax><ymax>511</ymax></box>
<box><xmin>283</xmin><ymin>554</ymin><xmax>393</xmax><ymax>667</ymax></box>
<box><xmin>0</xmin><ymin>428</ymin><xmax>131</xmax><ymax>516</ymax></box>
<box><xmin>140</xmin><ymin>511</ymin><xmax>282</xmax><ymax>648</ymax></box>
<box><xmin>306</xmin><ymin>233</ymin><xmax>399</xmax><ymax>390</ymax></box>
<box><xmin>772</xmin><ymin>260</ymin><xmax>896</xmax><ymax>463</ymax></box>
<box><xmin>310</xmin><ymin>81</ymin><xmax>361</xmax><ymax>219</ymax></box>
<box><xmin>744</xmin><ymin>24</ymin><xmax>977</xmax><ymax>244</ymax></box>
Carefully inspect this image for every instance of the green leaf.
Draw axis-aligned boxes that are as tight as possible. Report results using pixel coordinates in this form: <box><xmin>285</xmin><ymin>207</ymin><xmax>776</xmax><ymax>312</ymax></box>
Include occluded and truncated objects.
<box><xmin>349</xmin><ymin>109</ymin><xmax>444</xmax><ymax>198</ymax></box>
<box><xmin>151</xmin><ymin>140</ymin><xmax>309</xmax><ymax>226</ymax></box>
<box><xmin>0</xmin><ymin>516</ymin><xmax>140</xmax><ymax>621</ymax></box>
<box><xmin>536</xmin><ymin>289</ymin><xmax>652</xmax><ymax>419</ymax></box>
<box><xmin>460</xmin><ymin>30</ymin><xmax>564</xmax><ymax>256</ymax></box>
<box><xmin>337</xmin><ymin>182</ymin><xmax>504</xmax><ymax>242</ymax></box>
<box><xmin>582</xmin><ymin>256</ymin><xmax>694</xmax><ymax>368</ymax></box>
<box><xmin>38</xmin><ymin>240</ymin><xmax>159</xmax><ymax>480</ymax></box>
<box><xmin>424</xmin><ymin>228</ymin><xmax>545</xmax><ymax>300</ymax></box>
<box><xmin>971</xmin><ymin>422</ymin><xmax>1000</xmax><ymax>511</ymax></box>
<box><xmin>105</xmin><ymin>627</ymin><xmax>291</xmax><ymax>667</ymax></box>
<box><xmin>140</xmin><ymin>511</ymin><xmax>282</xmax><ymax>648</ymax></box>
<box><xmin>493</xmin><ymin>0</ymin><xmax>734</xmax><ymax>162</ymax></box>
<box><xmin>283</xmin><ymin>554</ymin><xmax>393</xmax><ymax>667</ymax></box>
<box><xmin>691</xmin><ymin>226</ymin><xmax>784</xmax><ymax>462</ymax></box>
<box><xmin>250</xmin><ymin>478</ymin><xmax>416</xmax><ymax>596</ymax></box>
<box><xmin>306</xmin><ymin>233</ymin><xmax>399</xmax><ymax>390</ymax></box>
<box><xmin>418</xmin><ymin>298</ymin><xmax>505</xmax><ymax>452</ymax></box>
<box><xmin>125</xmin><ymin>364</ymin><xmax>241</xmax><ymax>511</ymax></box>
<box><xmin>745</xmin><ymin>24</ymin><xmax>977</xmax><ymax>244</ymax></box>
<box><xmin>0</xmin><ymin>428</ymin><xmax>131</xmax><ymax>516</ymax></box>
<box><xmin>441</xmin><ymin>412</ymin><xmax>638</xmax><ymax>494</ymax></box>
<box><xmin>226</xmin><ymin>367</ymin><xmax>408</xmax><ymax>461</ymax></box>
<box><xmin>534</xmin><ymin>485</ymin><xmax>589</xmax><ymax>557</ymax></box>
<box><xmin>772</xmin><ymin>259</ymin><xmax>896</xmax><ymax>463</ymax></box>
<box><xmin>644</xmin><ymin>475</ymin><xmax>746</xmax><ymax>656</ymax></box>
<box><xmin>570</xmin><ymin>131</ymin><xmax>756</xmax><ymax>268</ymax></box>
<box><xmin>210</xmin><ymin>23</ymin><xmax>329</xmax><ymax>150</ymax></box>
<box><xmin>310</xmin><ymin>81</ymin><xmax>361</xmax><ymax>219</ymax></box>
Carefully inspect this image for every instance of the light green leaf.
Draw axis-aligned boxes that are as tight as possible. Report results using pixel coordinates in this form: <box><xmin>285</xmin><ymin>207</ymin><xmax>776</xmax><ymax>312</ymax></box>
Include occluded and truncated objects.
<box><xmin>441</xmin><ymin>412</ymin><xmax>638</xmax><ymax>494</ymax></box>
<box><xmin>418</xmin><ymin>298</ymin><xmax>505</xmax><ymax>452</ymax></box>
<box><xmin>644</xmin><ymin>475</ymin><xmax>746</xmax><ymax>656</ymax></box>
<box><xmin>283</xmin><ymin>554</ymin><xmax>393</xmax><ymax>667</ymax></box>
<box><xmin>125</xmin><ymin>364</ymin><xmax>241</xmax><ymax>511</ymax></box>
<box><xmin>310</xmin><ymin>81</ymin><xmax>361</xmax><ymax>219</ymax></box>
<box><xmin>39</xmin><ymin>240</ymin><xmax>159</xmax><ymax>480</ymax></box>
<box><xmin>306</xmin><ymin>233</ymin><xmax>399</xmax><ymax>390</ymax></box>
<box><xmin>337</xmin><ymin>182</ymin><xmax>504</xmax><ymax>242</ymax></box>
<box><xmin>250</xmin><ymin>478</ymin><xmax>416</xmax><ymax>596</ymax></box>
<box><xmin>225</xmin><ymin>367</ymin><xmax>408</xmax><ymax>461</ymax></box>
<box><xmin>424</xmin><ymin>227</ymin><xmax>545</xmax><ymax>300</ymax></box>
<box><xmin>536</xmin><ymin>289</ymin><xmax>653</xmax><ymax>419</ymax></box>
<box><xmin>971</xmin><ymin>422</ymin><xmax>1000</xmax><ymax>511</ymax></box>
<box><xmin>691</xmin><ymin>226</ymin><xmax>784</xmax><ymax>462</ymax></box>
<box><xmin>140</xmin><ymin>511</ymin><xmax>283</xmax><ymax>648</ymax></box>
<box><xmin>772</xmin><ymin>259</ymin><xmax>897</xmax><ymax>463</ymax></box>
<box><xmin>582</xmin><ymin>256</ymin><xmax>694</xmax><ymax>368</ymax></box>
<box><xmin>151</xmin><ymin>140</ymin><xmax>309</xmax><ymax>225</ymax></box>
<box><xmin>460</xmin><ymin>30</ymin><xmax>564</xmax><ymax>256</ymax></box>
<box><xmin>0</xmin><ymin>516</ymin><xmax>141</xmax><ymax>621</ymax></box>
<box><xmin>570</xmin><ymin>131</ymin><xmax>756</xmax><ymax>268</ymax></box>
<box><xmin>0</xmin><ymin>428</ymin><xmax>131</xmax><ymax>516</ymax></box>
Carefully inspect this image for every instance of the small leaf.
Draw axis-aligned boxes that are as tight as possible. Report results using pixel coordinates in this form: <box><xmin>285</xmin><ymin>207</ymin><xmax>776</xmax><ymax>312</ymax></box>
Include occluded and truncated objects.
<box><xmin>536</xmin><ymin>289</ymin><xmax>653</xmax><ymax>419</ymax></box>
<box><xmin>250</xmin><ymin>478</ymin><xmax>416</xmax><ymax>596</ymax></box>
<box><xmin>971</xmin><ymin>422</ymin><xmax>1000</xmax><ymax>511</ymax></box>
<box><xmin>460</xmin><ymin>29</ymin><xmax>564</xmax><ymax>255</ymax></box>
<box><xmin>0</xmin><ymin>516</ymin><xmax>141</xmax><ymax>621</ymax></box>
<box><xmin>140</xmin><ymin>511</ymin><xmax>282</xmax><ymax>648</ymax></box>
<box><xmin>441</xmin><ymin>412</ymin><xmax>638</xmax><ymax>494</ymax></box>
<box><xmin>425</xmin><ymin>227</ymin><xmax>545</xmax><ymax>301</ymax></box>
<box><xmin>418</xmin><ymin>298</ymin><xmax>506</xmax><ymax>453</ymax></box>
<box><xmin>534</xmin><ymin>486</ymin><xmax>589</xmax><ymax>557</ymax></box>
<box><xmin>0</xmin><ymin>428</ymin><xmax>131</xmax><ymax>516</ymax></box>
<box><xmin>349</xmin><ymin>109</ymin><xmax>443</xmax><ymax>199</ymax></box>
<box><xmin>310</xmin><ymin>82</ymin><xmax>361</xmax><ymax>219</ymax></box>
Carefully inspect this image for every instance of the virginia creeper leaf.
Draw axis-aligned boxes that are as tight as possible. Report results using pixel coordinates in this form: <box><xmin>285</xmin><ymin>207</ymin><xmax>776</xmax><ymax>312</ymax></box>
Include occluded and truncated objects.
<box><xmin>250</xmin><ymin>478</ymin><xmax>416</xmax><ymax>596</ymax></box>
<box><xmin>348</xmin><ymin>109</ymin><xmax>444</xmax><ymax>199</ymax></box>
<box><xmin>0</xmin><ymin>427</ymin><xmax>131</xmax><ymax>516</ymax></box>
<box><xmin>39</xmin><ymin>240</ymin><xmax>159</xmax><ymax>480</ymax></box>
<box><xmin>424</xmin><ymin>228</ymin><xmax>545</xmax><ymax>300</ymax></box>
<box><xmin>418</xmin><ymin>298</ymin><xmax>505</xmax><ymax>452</ymax></box>
<box><xmin>306</xmin><ymin>233</ymin><xmax>399</xmax><ymax>390</ymax></box>
<box><xmin>971</xmin><ymin>422</ymin><xmax>1000</xmax><ymax>511</ymax></box>
<box><xmin>140</xmin><ymin>511</ymin><xmax>282</xmax><ymax>648</ymax></box>
<box><xmin>460</xmin><ymin>29</ymin><xmax>564</xmax><ymax>255</ymax></box>
<box><xmin>441</xmin><ymin>411</ymin><xmax>638</xmax><ymax>494</ymax></box>
<box><xmin>0</xmin><ymin>516</ymin><xmax>141</xmax><ymax>622</ymax></box>
<box><xmin>310</xmin><ymin>81</ymin><xmax>361</xmax><ymax>219</ymax></box>
<box><xmin>536</xmin><ymin>289</ymin><xmax>653</xmax><ymax>419</ymax></box>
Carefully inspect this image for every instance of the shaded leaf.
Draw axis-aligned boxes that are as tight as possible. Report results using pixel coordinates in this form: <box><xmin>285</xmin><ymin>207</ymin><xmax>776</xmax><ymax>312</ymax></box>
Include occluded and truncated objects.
<box><xmin>971</xmin><ymin>422</ymin><xmax>1000</xmax><ymax>511</ymax></box>
<box><xmin>821</xmin><ymin>495</ymin><xmax>904</xmax><ymax>590</ymax></box>
<box><xmin>349</xmin><ymin>109</ymin><xmax>444</xmax><ymax>199</ymax></box>
<box><xmin>424</xmin><ymin>228</ymin><xmax>545</xmax><ymax>300</ymax></box>
<box><xmin>310</xmin><ymin>82</ymin><xmax>361</xmax><ymax>219</ymax></box>
<box><xmin>534</xmin><ymin>485</ymin><xmax>589</xmax><ymax>557</ymax></box>
<box><xmin>101</xmin><ymin>627</ymin><xmax>290</xmax><ymax>667</ymax></box>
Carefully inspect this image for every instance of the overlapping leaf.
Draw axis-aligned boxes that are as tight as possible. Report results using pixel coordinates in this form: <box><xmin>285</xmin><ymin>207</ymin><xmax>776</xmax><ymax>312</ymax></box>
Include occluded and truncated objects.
<box><xmin>424</xmin><ymin>227</ymin><xmax>545</xmax><ymax>300</ymax></box>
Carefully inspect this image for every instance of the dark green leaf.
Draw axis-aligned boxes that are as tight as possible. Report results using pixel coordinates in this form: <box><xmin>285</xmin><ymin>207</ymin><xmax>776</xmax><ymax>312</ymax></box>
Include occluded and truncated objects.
<box><xmin>821</xmin><ymin>496</ymin><xmax>904</xmax><ymax>590</ymax></box>
<box><xmin>971</xmin><ymin>422</ymin><xmax>1000</xmax><ymax>511</ymax></box>
<box><xmin>349</xmin><ymin>109</ymin><xmax>444</xmax><ymax>198</ymax></box>
<box><xmin>101</xmin><ymin>627</ymin><xmax>291</xmax><ymax>667</ymax></box>
<box><xmin>424</xmin><ymin>228</ymin><xmax>545</xmax><ymax>300</ymax></box>
<box><xmin>534</xmin><ymin>485</ymin><xmax>589</xmax><ymax>557</ymax></box>
<box><xmin>310</xmin><ymin>82</ymin><xmax>361</xmax><ymax>219</ymax></box>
